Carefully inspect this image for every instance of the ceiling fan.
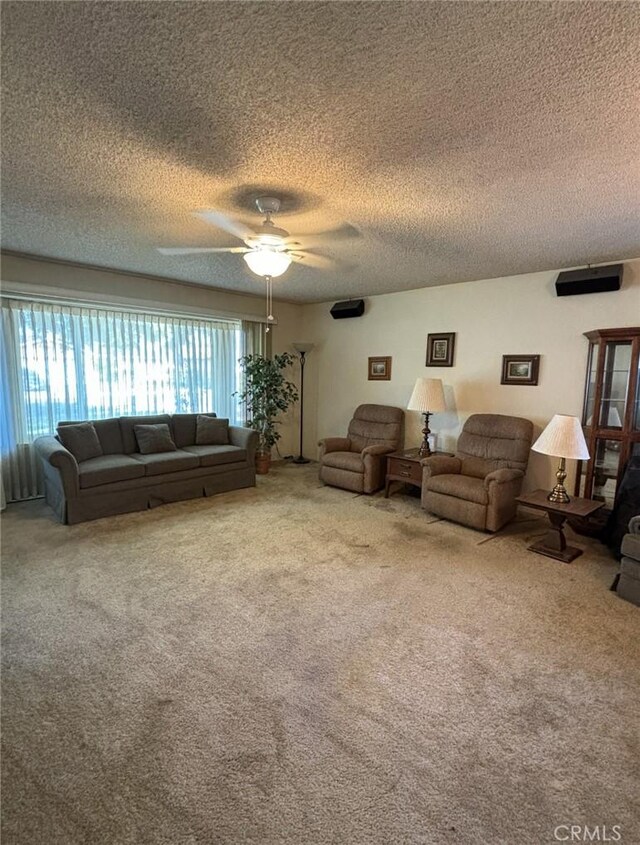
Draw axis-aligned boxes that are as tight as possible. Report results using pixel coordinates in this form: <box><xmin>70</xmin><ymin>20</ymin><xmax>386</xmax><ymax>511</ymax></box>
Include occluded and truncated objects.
<box><xmin>157</xmin><ymin>196</ymin><xmax>358</xmax><ymax>328</ymax></box>
<box><xmin>157</xmin><ymin>196</ymin><xmax>354</xmax><ymax>276</ymax></box>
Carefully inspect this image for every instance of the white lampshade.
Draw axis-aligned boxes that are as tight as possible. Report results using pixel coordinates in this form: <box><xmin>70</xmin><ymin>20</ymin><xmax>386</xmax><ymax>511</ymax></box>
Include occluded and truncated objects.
<box><xmin>408</xmin><ymin>378</ymin><xmax>446</xmax><ymax>413</ymax></box>
<box><xmin>293</xmin><ymin>342</ymin><xmax>314</xmax><ymax>353</ymax></box>
<box><xmin>531</xmin><ymin>414</ymin><xmax>590</xmax><ymax>460</ymax></box>
<box><xmin>243</xmin><ymin>248</ymin><xmax>292</xmax><ymax>278</ymax></box>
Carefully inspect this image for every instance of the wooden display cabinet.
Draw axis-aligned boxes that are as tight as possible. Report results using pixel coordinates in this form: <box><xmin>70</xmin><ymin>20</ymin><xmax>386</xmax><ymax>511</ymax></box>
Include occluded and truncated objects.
<box><xmin>575</xmin><ymin>327</ymin><xmax>640</xmax><ymax>510</ymax></box>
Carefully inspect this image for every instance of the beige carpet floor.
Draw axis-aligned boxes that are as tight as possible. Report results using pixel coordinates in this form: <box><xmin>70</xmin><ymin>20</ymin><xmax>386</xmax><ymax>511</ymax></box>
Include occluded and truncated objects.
<box><xmin>1</xmin><ymin>464</ymin><xmax>639</xmax><ymax>845</ymax></box>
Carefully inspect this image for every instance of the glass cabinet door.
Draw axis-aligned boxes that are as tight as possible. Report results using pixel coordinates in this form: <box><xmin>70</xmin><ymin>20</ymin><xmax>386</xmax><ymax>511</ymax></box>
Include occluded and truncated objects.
<box><xmin>583</xmin><ymin>341</ymin><xmax>599</xmax><ymax>426</ymax></box>
<box><xmin>599</xmin><ymin>341</ymin><xmax>631</xmax><ymax>429</ymax></box>
<box><xmin>591</xmin><ymin>438</ymin><xmax>623</xmax><ymax>508</ymax></box>
<box><xmin>575</xmin><ymin>461</ymin><xmax>589</xmax><ymax>499</ymax></box>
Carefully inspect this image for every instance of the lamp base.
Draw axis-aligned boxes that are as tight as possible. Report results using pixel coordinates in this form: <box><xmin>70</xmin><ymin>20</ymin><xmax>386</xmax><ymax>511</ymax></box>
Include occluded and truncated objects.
<box><xmin>547</xmin><ymin>486</ymin><xmax>570</xmax><ymax>504</ymax></box>
<box><xmin>418</xmin><ymin>412</ymin><xmax>432</xmax><ymax>458</ymax></box>
<box><xmin>418</xmin><ymin>440</ymin><xmax>432</xmax><ymax>458</ymax></box>
<box><xmin>292</xmin><ymin>456</ymin><xmax>310</xmax><ymax>465</ymax></box>
<box><xmin>547</xmin><ymin>457</ymin><xmax>570</xmax><ymax>504</ymax></box>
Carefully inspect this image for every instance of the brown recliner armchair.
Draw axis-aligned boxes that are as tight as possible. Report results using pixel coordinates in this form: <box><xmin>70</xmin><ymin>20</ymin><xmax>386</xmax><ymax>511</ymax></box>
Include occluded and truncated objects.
<box><xmin>421</xmin><ymin>413</ymin><xmax>533</xmax><ymax>532</ymax></box>
<box><xmin>318</xmin><ymin>404</ymin><xmax>404</xmax><ymax>494</ymax></box>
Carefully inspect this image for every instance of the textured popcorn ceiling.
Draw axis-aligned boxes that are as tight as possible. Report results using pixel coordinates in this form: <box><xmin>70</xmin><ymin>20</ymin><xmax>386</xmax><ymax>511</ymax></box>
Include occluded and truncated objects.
<box><xmin>2</xmin><ymin>2</ymin><xmax>639</xmax><ymax>303</ymax></box>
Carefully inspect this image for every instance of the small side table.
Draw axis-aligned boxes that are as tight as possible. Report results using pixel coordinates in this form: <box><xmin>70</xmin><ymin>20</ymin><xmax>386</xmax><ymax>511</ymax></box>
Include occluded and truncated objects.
<box><xmin>516</xmin><ymin>489</ymin><xmax>605</xmax><ymax>563</ymax></box>
<box><xmin>385</xmin><ymin>448</ymin><xmax>454</xmax><ymax>498</ymax></box>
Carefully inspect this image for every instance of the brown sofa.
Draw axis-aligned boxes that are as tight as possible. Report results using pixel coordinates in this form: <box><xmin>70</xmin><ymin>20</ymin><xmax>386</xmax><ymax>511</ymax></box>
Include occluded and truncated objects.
<box><xmin>34</xmin><ymin>413</ymin><xmax>258</xmax><ymax>524</ymax></box>
<box><xmin>318</xmin><ymin>404</ymin><xmax>404</xmax><ymax>494</ymax></box>
<box><xmin>421</xmin><ymin>413</ymin><xmax>533</xmax><ymax>532</ymax></box>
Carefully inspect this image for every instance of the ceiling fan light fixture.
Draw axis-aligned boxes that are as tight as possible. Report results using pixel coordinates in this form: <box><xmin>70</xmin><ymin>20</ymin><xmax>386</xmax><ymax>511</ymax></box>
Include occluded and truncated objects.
<box><xmin>243</xmin><ymin>248</ymin><xmax>292</xmax><ymax>278</ymax></box>
<box><xmin>249</xmin><ymin>233</ymin><xmax>287</xmax><ymax>249</ymax></box>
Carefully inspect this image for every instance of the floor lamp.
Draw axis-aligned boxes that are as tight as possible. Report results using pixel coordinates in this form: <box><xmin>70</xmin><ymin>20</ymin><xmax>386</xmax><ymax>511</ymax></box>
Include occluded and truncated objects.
<box><xmin>292</xmin><ymin>343</ymin><xmax>314</xmax><ymax>464</ymax></box>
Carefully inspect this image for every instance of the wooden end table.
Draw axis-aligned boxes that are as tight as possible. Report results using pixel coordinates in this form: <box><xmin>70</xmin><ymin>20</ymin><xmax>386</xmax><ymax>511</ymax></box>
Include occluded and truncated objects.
<box><xmin>516</xmin><ymin>489</ymin><xmax>605</xmax><ymax>563</ymax></box>
<box><xmin>385</xmin><ymin>448</ymin><xmax>454</xmax><ymax>498</ymax></box>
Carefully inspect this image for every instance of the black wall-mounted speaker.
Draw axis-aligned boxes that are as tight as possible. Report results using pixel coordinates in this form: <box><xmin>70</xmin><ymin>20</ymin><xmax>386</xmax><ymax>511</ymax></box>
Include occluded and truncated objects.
<box><xmin>330</xmin><ymin>299</ymin><xmax>365</xmax><ymax>319</ymax></box>
<box><xmin>555</xmin><ymin>264</ymin><xmax>623</xmax><ymax>297</ymax></box>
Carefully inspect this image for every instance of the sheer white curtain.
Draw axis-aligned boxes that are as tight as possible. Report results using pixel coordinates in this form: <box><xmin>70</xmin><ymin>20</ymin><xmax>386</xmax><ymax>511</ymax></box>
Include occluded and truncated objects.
<box><xmin>0</xmin><ymin>298</ymin><xmax>252</xmax><ymax>502</ymax></box>
<box><xmin>240</xmin><ymin>318</ymin><xmax>267</xmax><ymax>360</ymax></box>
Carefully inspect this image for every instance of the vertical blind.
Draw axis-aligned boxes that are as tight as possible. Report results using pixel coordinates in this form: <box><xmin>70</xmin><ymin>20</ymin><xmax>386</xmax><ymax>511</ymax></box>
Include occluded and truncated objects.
<box><xmin>0</xmin><ymin>298</ymin><xmax>264</xmax><ymax>502</ymax></box>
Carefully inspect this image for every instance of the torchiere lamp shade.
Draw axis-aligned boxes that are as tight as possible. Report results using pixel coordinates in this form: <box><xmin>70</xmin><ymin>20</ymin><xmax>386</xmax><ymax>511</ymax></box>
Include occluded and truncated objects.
<box><xmin>408</xmin><ymin>378</ymin><xmax>446</xmax><ymax>413</ymax></box>
<box><xmin>531</xmin><ymin>414</ymin><xmax>590</xmax><ymax>460</ymax></box>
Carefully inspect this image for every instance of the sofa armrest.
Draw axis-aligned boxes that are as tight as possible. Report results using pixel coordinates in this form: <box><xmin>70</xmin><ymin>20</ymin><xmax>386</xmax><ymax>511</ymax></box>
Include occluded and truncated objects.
<box><xmin>421</xmin><ymin>455</ymin><xmax>461</xmax><ymax>480</ymax></box>
<box><xmin>34</xmin><ymin>435</ymin><xmax>79</xmax><ymax>497</ymax></box>
<box><xmin>361</xmin><ymin>444</ymin><xmax>394</xmax><ymax>457</ymax></box>
<box><xmin>629</xmin><ymin>516</ymin><xmax>640</xmax><ymax>535</ymax></box>
<box><xmin>318</xmin><ymin>437</ymin><xmax>351</xmax><ymax>459</ymax></box>
<box><xmin>229</xmin><ymin>426</ymin><xmax>259</xmax><ymax>464</ymax></box>
<box><xmin>484</xmin><ymin>468</ymin><xmax>523</xmax><ymax>489</ymax></box>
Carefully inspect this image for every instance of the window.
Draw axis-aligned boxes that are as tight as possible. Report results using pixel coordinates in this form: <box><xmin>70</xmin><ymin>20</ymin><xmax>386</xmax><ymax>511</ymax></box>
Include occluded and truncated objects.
<box><xmin>0</xmin><ymin>298</ymin><xmax>259</xmax><ymax>501</ymax></box>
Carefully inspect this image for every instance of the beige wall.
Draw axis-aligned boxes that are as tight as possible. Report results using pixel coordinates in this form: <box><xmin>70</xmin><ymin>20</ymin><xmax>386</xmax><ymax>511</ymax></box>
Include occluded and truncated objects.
<box><xmin>0</xmin><ymin>252</ymin><xmax>305</xmax><ymax>456</ymax></box>
<box><xmin>301</xmin><ymin>260</ymin><xmax>640</xmax><ymax>492</ymax></box>
<box><xmin>4</xmin><ymin>252</ymin><xmax>639</xmax><ymax>483</ymax></box>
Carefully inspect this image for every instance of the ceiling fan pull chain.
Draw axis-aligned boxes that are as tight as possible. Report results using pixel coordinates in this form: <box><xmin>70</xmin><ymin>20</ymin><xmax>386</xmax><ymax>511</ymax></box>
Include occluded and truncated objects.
<box><xmin>265</xmin><ymin>274</ymin><xmax>274</xmax><ymax>332</ymax></box>
<box><xmin>269</xmin><ymin>275</ymin><xmax>273</xmax><ymax>320</ymax></box>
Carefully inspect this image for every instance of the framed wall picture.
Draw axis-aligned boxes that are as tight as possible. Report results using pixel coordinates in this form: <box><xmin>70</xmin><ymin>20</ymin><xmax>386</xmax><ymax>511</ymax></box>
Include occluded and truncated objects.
<box><xmin>426</xmin><ymin>333</ymin><xmax>455</xmax><ymax>367</ymax></box>
<box><xmin>501</xmin><ymin>354</ymin><xmax>540</xmax><ymax>386</ymax></box>
<box><xmin>368</xmin><ymin>356</ymin><xmax>392</xmax><ymax>381</ymax></box>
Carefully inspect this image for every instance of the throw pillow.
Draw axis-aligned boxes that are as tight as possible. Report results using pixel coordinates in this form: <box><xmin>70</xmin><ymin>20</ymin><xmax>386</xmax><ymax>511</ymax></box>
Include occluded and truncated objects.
<box><xmin>134</xmin><ymin>423</ymin><xmax>177</xmax><ymax>454</ymax></box>
<box><xmin>196</xmin><ymin>415</ymin><xmax>229</xmax><ymax>446</ymax></box>
<box><xmin>57</xmin><ymin>422</ymin><xmax>103</xmax><ymax>463</ymax></box>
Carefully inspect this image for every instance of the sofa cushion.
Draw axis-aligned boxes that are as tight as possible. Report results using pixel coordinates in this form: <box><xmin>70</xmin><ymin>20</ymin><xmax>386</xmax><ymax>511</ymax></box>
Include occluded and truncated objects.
<box><xmin>134</xmin><ymin>423</ymin><xmax>177</xmax><ymax>454</ymax></box>
<box><xmin>79</xmin><ymin>454</ymin><xmax>146</xmax><ymax>489</ymax></box>
<box><xmin>78</xmin><ymin>461</ymin><xmax>252</xmax><ymax>495</ymax></box>
<box><xmin>321</xmin><ymin>451</ymin><xmax>364</xmax><ymax>473</ymax></box>
<box><xmin>172</xmin><ymin>413</ymin><xmax>216</xmax><ymax>448</ymax></box>
<box><xmin>119</xmin><ymin>415</ymin><xmax>171</xmax><ymax>454</ymax></box>
<box><xmin>59</xmin><ymin>418</ymin><xmax>124</xmax><ymax>455</ymax></box>
<box><xmin>196</xmin><ymin>416</ymin><xmax>229</xmax><ymax>446</ymax></box>
<box><xmin>428</xmin><ymin>473</ymin><xmax>489</xmax><ymax>505</ymax></box>
<box><xmin>183</xmin><ymin>444</ymin><xmax>247</xmax><ymax>467</ymax></box>
<box><xmin>131</xmin><ymin>450</ymin><xmax>199</xmax><ymax>476</ymax></box>
<box><xmin>57</xmin><ymin>422</ymin><xmax>103</xmax><ymax>463</ymax></box>
<box><xmin>92</xmin><ymin>418</ymin><xmax>124</xmax><ymax>454</ymax></box>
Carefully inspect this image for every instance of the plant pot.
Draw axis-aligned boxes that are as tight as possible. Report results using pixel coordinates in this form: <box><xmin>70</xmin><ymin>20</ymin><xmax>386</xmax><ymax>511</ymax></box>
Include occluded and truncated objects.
<box><xmin>255</xmin><ymin>453</ymin><xmax>271</xmax><ymax>475</ymax></box>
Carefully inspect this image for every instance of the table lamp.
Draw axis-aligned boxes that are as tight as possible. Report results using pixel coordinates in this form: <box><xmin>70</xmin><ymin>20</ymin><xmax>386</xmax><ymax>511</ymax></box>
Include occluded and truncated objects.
<box><xmin>408</xmin><ymin>378</ymin><xmax>446</xmax><ymax>457</ymax></box>
<box><xmin>531</xmin><ymin>414</ymin><xmax>590</xmax><ymax>503</ymax></box>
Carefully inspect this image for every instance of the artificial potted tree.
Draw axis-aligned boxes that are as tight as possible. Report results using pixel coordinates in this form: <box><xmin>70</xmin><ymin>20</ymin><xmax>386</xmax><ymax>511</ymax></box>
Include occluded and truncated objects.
<box><xmin>237</xmin><ymin>352</ymin><xmax>299</xmax><ymax>474</ymax></box>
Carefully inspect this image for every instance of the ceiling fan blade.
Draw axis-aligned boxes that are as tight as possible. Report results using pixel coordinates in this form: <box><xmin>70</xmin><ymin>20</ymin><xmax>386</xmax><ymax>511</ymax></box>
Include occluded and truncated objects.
<box><xmin>290</xmin><ymin>251</ymin><xmax>337</xmax><ymax>270</ymax></box>
<box><xmin>195</xmin><ymin>210</ymin><xmax>256</xmax><ymax>243</ymax></box>
<box><xmin>287</xmin><ymin>223</ymin><xmax>361</xmax><ymax>248</ymax></box>
<box><xmin>157</xmin><ymin>247</ymin><xmax>249</xmax><ymax>255</ymax></box>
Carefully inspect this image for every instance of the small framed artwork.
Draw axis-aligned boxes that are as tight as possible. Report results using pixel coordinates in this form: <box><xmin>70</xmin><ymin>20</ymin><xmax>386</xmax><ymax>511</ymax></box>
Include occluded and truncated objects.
<box><xmin>426</xmin><ymin>332</ymin><xmax>455</xmax><ymax>367</ymax></box>
<box><xmin>368</xmin><ymin>356</ymin><xmax>392</xmax><ymax>381</ymax></box>
<box><xmin>501</xmin><ymin>354</ymin><xmax>540</xmax><ymax>386</ymax></box>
